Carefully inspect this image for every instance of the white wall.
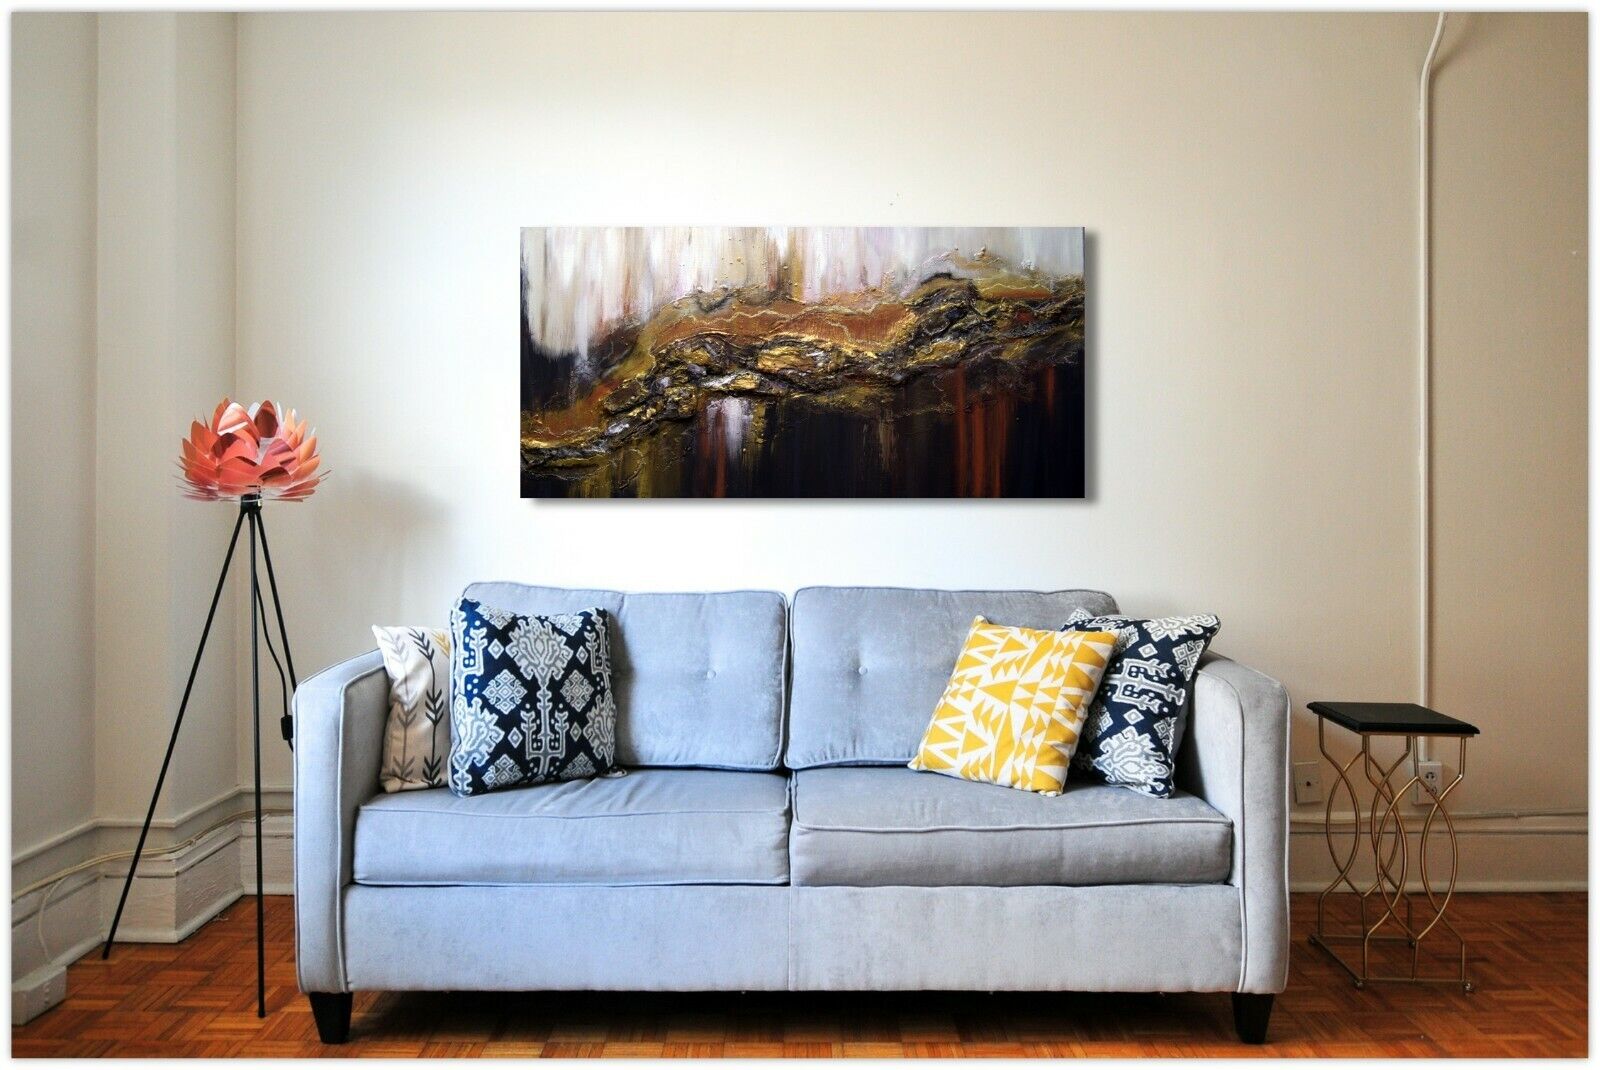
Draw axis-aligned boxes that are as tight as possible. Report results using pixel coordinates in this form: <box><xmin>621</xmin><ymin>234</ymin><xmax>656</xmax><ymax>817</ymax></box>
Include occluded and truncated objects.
<box><xmin>8</xmin><ymin>11</ymin><xmax>1588</xmax><ymax>923</ymax></box>
<box><xmin>233</xmin><ymin>8</ymin><xmax>1586</xmax><ymax>885</ymax></box>
<box><xmin>11</xmin><ymin>13</ymin><xmax>99</xmax><ymax>854</ymax></box>
<box><xmin>232</xmin><ymin>9</ymin><xmax>1410</xmax><ymax>790</ymax></box>
<box><xmin>11</xmin><ymin>15</ymin><xmax>249</xmax><ymax>1015</ymax></box>
<box><xmin>95</xmin><ymin>13</ymin><xmax>239</xmax><ymax>826</ymax></box>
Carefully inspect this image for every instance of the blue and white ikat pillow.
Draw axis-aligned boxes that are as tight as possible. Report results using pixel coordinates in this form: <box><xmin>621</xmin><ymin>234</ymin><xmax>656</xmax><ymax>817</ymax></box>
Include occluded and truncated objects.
<box><xmin>448</xmin><ymin>597</ymin><xmax>618</xmax><ymax>797</ymax></box>
<box><xmin>1061</xmin><ymin>610</ymin><xmax>1221</xmax><ymax>798</ymax></box>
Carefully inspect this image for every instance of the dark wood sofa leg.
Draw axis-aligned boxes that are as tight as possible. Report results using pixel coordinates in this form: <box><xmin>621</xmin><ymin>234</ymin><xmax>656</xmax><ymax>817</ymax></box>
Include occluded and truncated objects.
<box><xmin>1231</xmin><ymin>992</ymin><xmax>1274</xmax><ymax>1044</ymax></box>
<box><xmin>308</xmin><ymin>992</ymin><xmax>353</xmax><ymax>1044</ymax></box>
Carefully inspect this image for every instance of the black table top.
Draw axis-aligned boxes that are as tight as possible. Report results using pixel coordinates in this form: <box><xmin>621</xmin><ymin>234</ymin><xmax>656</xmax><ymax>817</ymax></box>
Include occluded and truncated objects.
<box><xmin>1307</xmin><ymin>701</ymin><xmax>1479</xmax><ymax>736</ymax></box>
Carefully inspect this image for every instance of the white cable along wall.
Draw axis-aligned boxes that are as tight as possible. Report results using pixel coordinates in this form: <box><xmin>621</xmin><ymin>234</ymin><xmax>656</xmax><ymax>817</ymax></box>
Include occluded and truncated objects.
<box><xmin>1417</xmin><ymin>12</ymin><xmax>1446</xmax><ymax>762</ymax></box>
<box><xmin>14</xmin><ymin>808</ymin><xmax>293</xmax><ymax>965</ymax></box>
<box><xmin>1418</xmin><ymin>12</ymin><xmax>1446</xmax><ymax>710</ymax></box>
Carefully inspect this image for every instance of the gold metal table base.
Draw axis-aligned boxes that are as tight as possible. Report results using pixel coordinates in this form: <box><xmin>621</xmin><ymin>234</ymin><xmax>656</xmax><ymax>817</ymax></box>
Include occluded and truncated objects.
<box><xmin>1309</xmin><ymin>719</ymin><xmax>1473</xmax><ymax>992</ymax></box>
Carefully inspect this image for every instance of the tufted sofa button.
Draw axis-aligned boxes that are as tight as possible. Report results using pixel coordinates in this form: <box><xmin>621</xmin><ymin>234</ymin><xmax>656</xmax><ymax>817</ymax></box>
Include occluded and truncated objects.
<box><xmin>704</xmin><ymin>669</ymin><xmax>716</xmax><ymax>680</ymax></box>
<box><xmin>857</xmin><ymin>666</ymin><xmax>868</xmax><ymax>675</ymax></box>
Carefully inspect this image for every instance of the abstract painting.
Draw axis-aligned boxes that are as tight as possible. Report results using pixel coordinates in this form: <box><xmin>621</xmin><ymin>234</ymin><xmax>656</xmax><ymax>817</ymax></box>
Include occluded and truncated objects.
<box><xmin>521</xmin><ymin>227</ymin><xmax>1084</xmax><ymax>497</ymax></box>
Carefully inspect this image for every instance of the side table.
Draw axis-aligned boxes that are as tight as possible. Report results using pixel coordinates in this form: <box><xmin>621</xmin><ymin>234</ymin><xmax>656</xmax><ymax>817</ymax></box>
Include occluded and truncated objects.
<box><xmin>1305</xmin><ymin>701</ymin><xmax>1479</xmax><ymax>992</ymax></box>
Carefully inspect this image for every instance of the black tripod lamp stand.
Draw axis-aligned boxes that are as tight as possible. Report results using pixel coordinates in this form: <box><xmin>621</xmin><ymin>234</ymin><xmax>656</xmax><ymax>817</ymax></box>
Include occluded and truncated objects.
<box><xmin>102</xmin><ymin>399</ymin><xmax>322</xmax><ymax>1019</ymax></box>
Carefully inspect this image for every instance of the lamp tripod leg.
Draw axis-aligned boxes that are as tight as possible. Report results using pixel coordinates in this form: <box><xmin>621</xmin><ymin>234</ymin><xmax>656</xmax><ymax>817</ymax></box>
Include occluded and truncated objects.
<box><xmin>103</xmin><ymin>507</ymin><xmax>249</xmax><ymax>959</ymax></box>
<box><xmin>248</xmin><ymin>508</ymin><xmax>266</xmax><ymax>1018</ymax></box>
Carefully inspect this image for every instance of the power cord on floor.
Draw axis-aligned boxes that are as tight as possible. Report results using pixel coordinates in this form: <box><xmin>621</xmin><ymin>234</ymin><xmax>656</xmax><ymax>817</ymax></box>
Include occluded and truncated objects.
<box><xmin>17</xmin><ymin>807</ymin><xmax>294</xmax><ymax>963</ymax></box>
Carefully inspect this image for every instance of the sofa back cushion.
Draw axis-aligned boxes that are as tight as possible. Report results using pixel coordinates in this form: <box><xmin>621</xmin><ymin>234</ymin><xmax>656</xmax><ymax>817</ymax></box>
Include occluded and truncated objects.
<box><xmin>462</xmin><ymin>583</ymin><xmax>787</xmax><ymax>770</ymax></box>
<box><xmin>785</xmin><ymin>587</ymin><xmax>1118</xmax><ymax>769</ymax></box>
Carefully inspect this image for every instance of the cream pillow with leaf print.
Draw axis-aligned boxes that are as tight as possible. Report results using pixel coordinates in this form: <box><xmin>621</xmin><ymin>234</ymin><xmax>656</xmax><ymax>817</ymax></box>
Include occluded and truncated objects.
<box><xmin>372</xmin><ymin>626</ymin><xmax>452</xmax><ymax>792</ymax></box>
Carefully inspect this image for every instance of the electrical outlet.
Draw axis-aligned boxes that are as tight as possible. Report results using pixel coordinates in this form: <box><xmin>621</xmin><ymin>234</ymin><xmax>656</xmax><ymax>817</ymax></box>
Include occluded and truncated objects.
<box><xmin>1413</xmin><ymin>760</ymin><xmax>1444</xmax><ymax>805</ymax></box>
<box><xmin>1293</xmin><ymin>762</ymin><xmax>1323</xmax><ymax>806</ymax></box>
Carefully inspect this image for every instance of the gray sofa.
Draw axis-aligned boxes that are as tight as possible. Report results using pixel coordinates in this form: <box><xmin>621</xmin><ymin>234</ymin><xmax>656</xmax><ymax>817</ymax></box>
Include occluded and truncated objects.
<box><xmin>294</xmin><ymin>585</ymin><xmax>1290</xmax><ymax>1044</ymax></box>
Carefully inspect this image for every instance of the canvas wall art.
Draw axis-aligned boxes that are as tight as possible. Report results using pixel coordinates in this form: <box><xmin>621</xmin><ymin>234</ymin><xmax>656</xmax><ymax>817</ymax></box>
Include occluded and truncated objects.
<box><xmin>520</xmin><ymin>227</ymin><xmax>1085</xmax><ymax>498</ymax></box>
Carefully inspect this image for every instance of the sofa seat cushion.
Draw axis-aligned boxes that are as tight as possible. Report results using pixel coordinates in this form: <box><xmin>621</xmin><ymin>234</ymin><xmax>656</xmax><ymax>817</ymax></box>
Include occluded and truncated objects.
<box><xmin>354</xmin><ymin>768</ymin><xmax>790</xmax><ymax>886</ymax></box>
<box><xmin>789</xmin><ymin>766</ymin><xmax>1232</xmax><ymax>887</ymax></box>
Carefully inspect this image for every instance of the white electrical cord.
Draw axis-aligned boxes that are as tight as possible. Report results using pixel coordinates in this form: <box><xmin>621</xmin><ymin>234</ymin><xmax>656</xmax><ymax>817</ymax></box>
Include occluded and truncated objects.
<box><xmin>16</xmin><ymin>807</ymin><xmax>293</xmax><ymax>963</ymax></box>
<box><xmin>1417</xmin><ymin>12</ymin><xmax>1447</xmax><ymax>763</ymax></box>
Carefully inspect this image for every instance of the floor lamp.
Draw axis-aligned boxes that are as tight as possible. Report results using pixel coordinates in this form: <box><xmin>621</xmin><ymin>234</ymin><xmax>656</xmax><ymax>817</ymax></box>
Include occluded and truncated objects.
<box><xmin>101</xmin><ymin>400</ymin><xmax>323</xmax><ymax>1019</ymax></box>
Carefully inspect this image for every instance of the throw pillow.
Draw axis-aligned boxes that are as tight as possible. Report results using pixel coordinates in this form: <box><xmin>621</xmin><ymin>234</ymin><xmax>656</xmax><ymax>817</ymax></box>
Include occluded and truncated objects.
<box><xmin>1062</xmin><ymin>610</ymin><xmax>1222</xmax><ymax>798</ymax></box>
<box><xmin>909</xmin><ymin>616</ymin><xmax>1118</xmax><ymax>796</ymax></box>
<box><xmin>372</xmin><ymin>626</ymin><xmax>453</xmax><ymax>792</ymax></box>
<box><xmin>448</xmin><ymin>597</ymin><xmax>618</xmax><ymax>796</ymax></box>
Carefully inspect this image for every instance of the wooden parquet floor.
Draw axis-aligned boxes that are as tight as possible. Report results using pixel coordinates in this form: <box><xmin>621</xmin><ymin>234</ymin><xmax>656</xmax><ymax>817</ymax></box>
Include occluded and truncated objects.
<box><xmin>10</xmin><ymin>892</ymin><xmax>1586</xmax><ymax>1057</ymax></box>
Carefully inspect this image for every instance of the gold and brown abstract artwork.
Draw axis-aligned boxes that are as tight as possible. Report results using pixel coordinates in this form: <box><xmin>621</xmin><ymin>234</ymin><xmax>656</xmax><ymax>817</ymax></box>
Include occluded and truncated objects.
<box><xmin>520</xmin><ymin>227</ymin><xmax>1085</xmax><ymax>498</ymax></box>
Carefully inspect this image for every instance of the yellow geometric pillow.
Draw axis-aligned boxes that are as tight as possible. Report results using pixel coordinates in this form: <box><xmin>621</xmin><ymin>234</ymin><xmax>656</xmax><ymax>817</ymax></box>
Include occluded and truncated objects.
<box><xmin>909</xmin><ymin>616</ymin><xmax>1118</xmax><ymax>796</ymax></box>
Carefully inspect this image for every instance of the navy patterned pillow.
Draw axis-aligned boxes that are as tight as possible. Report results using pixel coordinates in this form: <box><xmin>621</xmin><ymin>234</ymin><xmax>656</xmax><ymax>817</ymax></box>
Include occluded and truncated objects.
<box><xmin>448</xmin><ymin>597</ymin><xmax>618</xmax><ymax>797</ymax></box>
<box><xmin>1061</xmin><ymin>610</ymin><xmax>1221</xmax><ymax>798</ymax></box>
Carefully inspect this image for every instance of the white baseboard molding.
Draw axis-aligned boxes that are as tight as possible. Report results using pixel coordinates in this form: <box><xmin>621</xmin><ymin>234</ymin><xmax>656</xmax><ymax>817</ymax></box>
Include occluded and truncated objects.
<box><xmin>1289</xmin><ymin>812</ymin><xmax>1587</xmax><ymax>894</ymax></box>
<box><xmin>1290</xmin><ymin>878</ymin><xmax>1588</xmax><ymax>893</ymax></box>
<box><xmin>11</xmin><ymin>787</ymin><xmax>294</xmax><ymax>1023</ymax></box>
<box><xmin>240</xmin><ymin>813</ymin><xmax>297</xmax><ymax>896</ymax></box>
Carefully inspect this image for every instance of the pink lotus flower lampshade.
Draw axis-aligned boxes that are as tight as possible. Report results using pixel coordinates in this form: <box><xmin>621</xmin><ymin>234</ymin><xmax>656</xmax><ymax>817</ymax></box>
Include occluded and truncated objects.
<box><xmin>179</xmin><ymin>398</ymin><xmax>323</xmax><ymax>502</ymax></box>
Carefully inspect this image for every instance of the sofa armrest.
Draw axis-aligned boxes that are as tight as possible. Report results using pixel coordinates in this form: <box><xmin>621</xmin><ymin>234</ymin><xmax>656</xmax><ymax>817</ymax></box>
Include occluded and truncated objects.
<box><xmin>1178</xmin><ymin>651</ymin><xmax>1290</xmax><ymax>994</ymax></box>
<box><xmin>293</xmin><ymin>649</ymin><xmax>388</xmax><ymax>994</ymax></box>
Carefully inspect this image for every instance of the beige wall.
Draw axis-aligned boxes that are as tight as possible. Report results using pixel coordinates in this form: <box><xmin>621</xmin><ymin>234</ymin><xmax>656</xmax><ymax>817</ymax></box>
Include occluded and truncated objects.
<box><xmin>11</xmin><ymin>13</ymin><xmax>99</xmax><ymax>852</ymax></box>
<box><xmin>1431</xmin><ymin>13</ymin><xmax>1587</xmax><ymax>815</ymax></box>
<box><xmin>9</xmin><ymin>13</ymin><xmax>1587</xmax><ymax>892</ymax></box>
